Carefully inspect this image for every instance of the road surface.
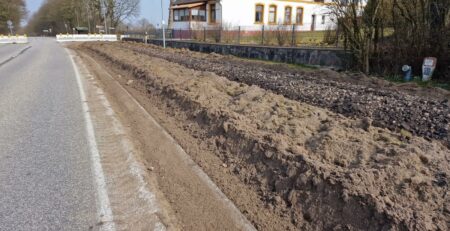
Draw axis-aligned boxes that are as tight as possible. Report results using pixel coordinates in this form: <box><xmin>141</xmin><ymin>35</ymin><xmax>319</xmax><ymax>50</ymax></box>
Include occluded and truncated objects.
<box><xmin>0</xmin><ymin>38</ymin><xmax>98</xmax><ymax>230</ymax></box>
<box><xmin>0</xmin><ymin>44</ymin><xmax>28</xmax><ymax>65</ymax></box>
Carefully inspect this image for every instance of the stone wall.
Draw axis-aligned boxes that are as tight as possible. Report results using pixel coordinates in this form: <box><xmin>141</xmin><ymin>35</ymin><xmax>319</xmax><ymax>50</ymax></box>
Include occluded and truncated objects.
<box><xmin>123</xmin><ymin>38</ymin><xmax>354</xmax><ymax>70</ymax></box>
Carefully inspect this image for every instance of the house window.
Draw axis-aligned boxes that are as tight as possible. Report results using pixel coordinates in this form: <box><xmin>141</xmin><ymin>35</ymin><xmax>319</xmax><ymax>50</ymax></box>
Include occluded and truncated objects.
<box><xmin>255</xmin><ymin>4</ymin><xmax>264</xmax><ymax>23</ymax></box>
<box><xmin>321</xmin><ymin>15</ymin><xmax>326</xmax><ymax>24</ymax></box>
<box><xmin>296</xmin><ymin>7</ymin><xmax>303</xmax><ymax>25</ymax></box>
<box><xmin>183</xmin><ymin>9</ymin><xmax>190</xmax><ymax>21</ymax></box>
<box><xmin>174</xmin><ymin>10</ymin><xmax>180</xmax><ymax>21</ymax></box>
<box><xmin>209</xmin><ymin>4</ymin><xmax>216</xmax><ymax>23</ymax></box>
<box><xmin>284</xmin><ymin>6</ymin><xmax>292</xmax><ymax>24</ymax></box>
<box><xmin>269</xmin><ymin>5</ymin><xmax>277</xmax><ymax>24</ymax></box>
<box><xmin>192</xmin><ymin>6</ymin><xmax>206</xmax><ymax>22</ymax></box>
<box><xmin>174</xmin><ymin>9</ymin><xmax>190</xmax><ymax>22</ymax></box>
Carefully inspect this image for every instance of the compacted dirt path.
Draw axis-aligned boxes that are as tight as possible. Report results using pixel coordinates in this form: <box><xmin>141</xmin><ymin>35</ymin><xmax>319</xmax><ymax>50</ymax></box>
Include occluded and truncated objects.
<box><xmin>74</xmin><ymin>42</ymin><xmax>449</xmax><ymax>231</ymax></box>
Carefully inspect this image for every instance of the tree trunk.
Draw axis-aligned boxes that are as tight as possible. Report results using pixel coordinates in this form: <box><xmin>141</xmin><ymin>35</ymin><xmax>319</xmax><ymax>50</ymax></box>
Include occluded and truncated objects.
<box><xmin>363</xmin><ymin>41</ymin><xmax>371</xmax><ymax>74</ymax></box>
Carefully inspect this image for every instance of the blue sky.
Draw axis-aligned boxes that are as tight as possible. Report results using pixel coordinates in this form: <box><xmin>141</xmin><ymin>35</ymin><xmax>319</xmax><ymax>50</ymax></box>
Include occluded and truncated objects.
<box><xmin>25</xmin><ymin>0</ymin><xmax>170</xmax><ymax>26</ymax></box>
<box><xmin>141</xmin><ymin>0</ymin><xmax>170</xmax><ymax>27</ymax></box>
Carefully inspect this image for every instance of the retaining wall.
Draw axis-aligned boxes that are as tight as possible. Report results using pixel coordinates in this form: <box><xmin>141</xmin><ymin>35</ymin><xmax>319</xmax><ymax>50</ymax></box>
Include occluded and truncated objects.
<box><xmin>123</xmin><ymin>38</ymin><xmax>353</xmax><ymax>70</ymax></box>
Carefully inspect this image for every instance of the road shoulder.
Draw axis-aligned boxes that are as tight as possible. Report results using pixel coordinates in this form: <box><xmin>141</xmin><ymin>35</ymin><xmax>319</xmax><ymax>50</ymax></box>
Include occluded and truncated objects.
<box><xmin>70</xmin><ymin>48</ymin><xmax>256</xmax><ymax>230</ymax></box>
<box><xmin>68</xmin><ymin>49</ymin><xmax>179</xmax><ymax>230</ymax></box>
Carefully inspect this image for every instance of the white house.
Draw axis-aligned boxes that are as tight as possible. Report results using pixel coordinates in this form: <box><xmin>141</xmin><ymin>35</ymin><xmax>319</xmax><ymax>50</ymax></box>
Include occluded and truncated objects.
<box><xmin>170</xmin><ymin>0</ymin><xmax>335</xmax><ymax>31</ymax></box>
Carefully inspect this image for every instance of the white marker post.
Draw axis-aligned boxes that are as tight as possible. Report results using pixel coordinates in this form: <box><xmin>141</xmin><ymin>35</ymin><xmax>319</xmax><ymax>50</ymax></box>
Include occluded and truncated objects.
<box><xmin>160</xmin><ymin>0</ymin><xmax>166</xmax><ymax>49</ymax></box>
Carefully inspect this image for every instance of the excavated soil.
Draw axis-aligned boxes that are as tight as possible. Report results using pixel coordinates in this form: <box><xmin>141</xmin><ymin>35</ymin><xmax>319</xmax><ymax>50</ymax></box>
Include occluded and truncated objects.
<box><xmin>80</xmin><ymin>42</ymin><xmax>449</xmax><ymax>231</ymax></box>
<box><xmin>118</xmin><ymin>42</ymin><xmax>450</xmax><ymax>147</ymax></box>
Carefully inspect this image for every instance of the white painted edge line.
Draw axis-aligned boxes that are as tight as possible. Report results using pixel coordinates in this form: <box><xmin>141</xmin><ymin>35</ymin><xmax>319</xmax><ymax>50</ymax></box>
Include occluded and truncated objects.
<box><xmin>66</xmin><ymin>48</ymin><xmax>116</xmax><ymax>231</ymax></box>
<box><xmin>85</xmin><ymin>55</ymin><xmax>257</xmax><ymax>231</ymax></box>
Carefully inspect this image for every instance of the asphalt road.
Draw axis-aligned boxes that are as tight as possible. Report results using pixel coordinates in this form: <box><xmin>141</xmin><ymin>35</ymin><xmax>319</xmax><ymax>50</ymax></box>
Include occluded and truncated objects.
<box><xmin>0</xmin><ymin>44</ymin><xmax>26</xmax><ymax>65</ymax></box>
<box><xmin>0</xmin><ymin>38</ymin><xmax>98</xmax><ymax>230</ymax></box>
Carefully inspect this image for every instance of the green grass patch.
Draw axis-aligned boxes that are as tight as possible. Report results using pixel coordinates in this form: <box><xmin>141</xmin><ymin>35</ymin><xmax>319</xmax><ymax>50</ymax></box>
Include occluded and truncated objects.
<box><xmin>231</xmin><ymin>55</ymin><xmax>318</xmax><ymax>71</ymax></box>
<box><xmin>287</xmin><ymin>63</ymin><xmax>319</xmax><ymax>70</ymax></box>
<box><xmin>384</xmin><ymin>75</ymin><xmax>450</xmax><ymax>91</ymax></box>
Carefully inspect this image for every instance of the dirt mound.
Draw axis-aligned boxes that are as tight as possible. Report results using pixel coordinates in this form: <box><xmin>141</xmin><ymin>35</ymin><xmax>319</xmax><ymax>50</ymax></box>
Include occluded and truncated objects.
<box><xmin>118</xmin><ymin>42</ymin><xmax>450</xmax><ymax>147</ymax></box>
<box><xmin>81</xmin><ymin>42</ymin><xmax>449</xmax><ymax>230</ymax></box>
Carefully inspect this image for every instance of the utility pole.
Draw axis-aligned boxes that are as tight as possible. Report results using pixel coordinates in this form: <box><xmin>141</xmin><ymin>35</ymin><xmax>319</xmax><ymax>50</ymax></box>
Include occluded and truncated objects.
<box><xmin>161</xmin><ymin>0</ymin><xmax>166</xmax><ymax>48</ymax></box>
<box><xmin>102</xmin><ymin>0</ymin><xmax>108</xmax><ymax>34</ymax></box>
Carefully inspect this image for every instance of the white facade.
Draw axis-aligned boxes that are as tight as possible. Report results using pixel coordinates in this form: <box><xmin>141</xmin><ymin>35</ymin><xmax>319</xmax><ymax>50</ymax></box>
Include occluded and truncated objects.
<box><xmin>170</xmin><ymin>0</ymin><xmax>334</xmax><ymax>31</ymax></box>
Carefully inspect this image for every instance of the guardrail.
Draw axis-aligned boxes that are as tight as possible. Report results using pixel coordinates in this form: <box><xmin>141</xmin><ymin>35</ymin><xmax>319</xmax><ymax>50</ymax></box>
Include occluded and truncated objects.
<box><xmin>0</xmin><ymin>35</ymin><xmax>29</xmax><ymax>44</ymax></box>
<box><xmin>56</xmin><ymin>34</ymin><xmax>118</xmax><ymax>42</ymax></box>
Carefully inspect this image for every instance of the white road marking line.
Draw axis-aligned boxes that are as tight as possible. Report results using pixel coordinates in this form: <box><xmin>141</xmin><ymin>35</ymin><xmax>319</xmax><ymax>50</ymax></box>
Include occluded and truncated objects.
<box><xmin>66</xmin><ymin>49</ymin><xmax>116</xmax><ymax>231</ymax></box>
<box><xmin>73</xmin><ymin>51</ymin><xmax>167</xmax><ymax>230</ymax></box>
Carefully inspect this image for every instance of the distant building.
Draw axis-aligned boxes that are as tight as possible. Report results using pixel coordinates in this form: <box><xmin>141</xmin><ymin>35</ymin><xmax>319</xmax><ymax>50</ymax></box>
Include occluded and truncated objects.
<box><xmin>170</xmin><ymin>0</ymin><xmax>334</xmax><ymax>31</ymax></box>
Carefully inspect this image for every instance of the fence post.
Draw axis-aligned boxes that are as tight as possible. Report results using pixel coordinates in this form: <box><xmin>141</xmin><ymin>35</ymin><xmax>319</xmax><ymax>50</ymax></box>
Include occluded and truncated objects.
<box><xmin>238</xmin><ymin>26</ymin><xmax>241</xmax><ymax>44</ymax></box>
<box><xmin>261</xmin><ymin>25</ymin><xmax>265</xmax><ymax>45</ymax></box>
<box><xmin>219</xmin><ymin>25</ymin><xmax>222</xmax><ymax>43</ymax></box>
<box><xmin>144</xmin><ymin>32</ymin><xmax>148</xmax><ymax>44</ymax></box>
<box><xmin>291</xmin><ymin>24</ymin><xmax>296</xmax><ymax>47</ymax></box>
<box><xmin>204</xmin><ymin>27</ymin><xmax>206</xmax><ymax>42</ymax></box>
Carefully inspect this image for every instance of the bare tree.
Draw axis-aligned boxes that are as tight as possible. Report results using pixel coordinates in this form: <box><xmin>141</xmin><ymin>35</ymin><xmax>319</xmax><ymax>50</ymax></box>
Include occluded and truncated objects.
<box><xmin>328</xmin><ymin>0</ymin><xmax>383</xmax><ymax>73</ymax></box>
<box><xmin>27</xmin><ymin>0</ymin><xmax>140</xmax><ymax>35</ymax></box>
<box><xmin>134</xmin><ymin>18</ymin><xmax>155</xmax><ymax>33</ymax></box>
<box><xmin>103</xmin><ymin>0</ymin><xmax>140</xmax><ymax>28</ymax></box>
<box><xmin>0</xmin><ymin>0</ymin><xmax>26</xmax><ymax>34</ymax></box>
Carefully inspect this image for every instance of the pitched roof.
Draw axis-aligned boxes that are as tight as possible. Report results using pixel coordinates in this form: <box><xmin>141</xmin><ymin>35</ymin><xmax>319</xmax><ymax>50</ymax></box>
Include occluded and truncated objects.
<box><xmin>173</xmin><ymin>0</ymin><xmax>207</xmax><ymax>5</ymax></box>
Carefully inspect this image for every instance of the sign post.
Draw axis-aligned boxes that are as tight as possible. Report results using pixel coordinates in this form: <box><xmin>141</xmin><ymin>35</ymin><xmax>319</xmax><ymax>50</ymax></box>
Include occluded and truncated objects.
<box><xmin>7</xmin><ymin>20</ymin><xmax>13</xmax><ymax>35</ymax></box>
